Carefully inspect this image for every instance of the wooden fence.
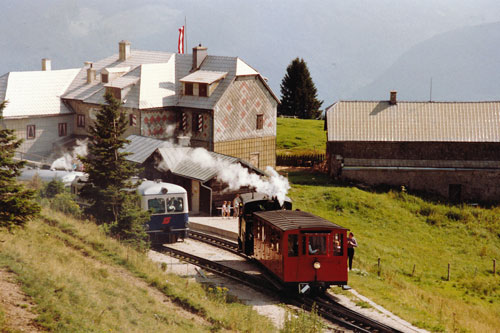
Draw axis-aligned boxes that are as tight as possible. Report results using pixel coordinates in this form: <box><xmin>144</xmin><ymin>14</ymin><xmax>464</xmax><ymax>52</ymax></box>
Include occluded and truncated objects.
<box><xmin>276</xmin><ymin>153</ymin><xmax>325</xmax><ymax>167</ymax></box>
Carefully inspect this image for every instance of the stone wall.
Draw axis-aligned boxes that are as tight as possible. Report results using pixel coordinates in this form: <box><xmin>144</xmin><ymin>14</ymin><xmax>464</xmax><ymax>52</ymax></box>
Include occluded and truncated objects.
<box><xmin>327</xmin><ymin>141</ymin><xmax>500</xmax><ymax>202</ymax></box>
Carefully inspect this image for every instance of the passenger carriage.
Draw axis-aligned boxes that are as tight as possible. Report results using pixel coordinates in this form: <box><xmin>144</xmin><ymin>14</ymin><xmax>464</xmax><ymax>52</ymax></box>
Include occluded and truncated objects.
<box><xmin>252</xmin><ymin>210</ymin><xmax>348</xmax><ymax>293</ymax></box>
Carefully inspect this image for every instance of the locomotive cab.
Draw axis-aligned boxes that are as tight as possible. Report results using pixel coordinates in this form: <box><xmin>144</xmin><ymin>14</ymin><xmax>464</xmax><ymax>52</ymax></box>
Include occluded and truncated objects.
<box><xmin>238</xmin><ymin>192</ymin><xmax>292</xmax><ymax>256</ymax></box>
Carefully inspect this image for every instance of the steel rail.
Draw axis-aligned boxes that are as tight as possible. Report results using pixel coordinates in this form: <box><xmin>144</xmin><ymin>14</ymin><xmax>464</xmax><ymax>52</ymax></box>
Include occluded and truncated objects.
<box><xmin>177</xmin><ymin>231</ymin><xmax>404</xmax><ymax>332</ymax></box>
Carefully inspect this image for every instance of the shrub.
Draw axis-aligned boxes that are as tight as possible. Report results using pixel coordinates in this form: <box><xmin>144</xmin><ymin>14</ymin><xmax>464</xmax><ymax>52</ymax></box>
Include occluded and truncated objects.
<box><xmin>43</xmin><ymin>178</ymin><xmax>65</xmax><ymax>198</ymax></box>
<box><xmin>50</xmin><ymin>193</ymin><xmax>82</xmax><ymax>218</ymax></box>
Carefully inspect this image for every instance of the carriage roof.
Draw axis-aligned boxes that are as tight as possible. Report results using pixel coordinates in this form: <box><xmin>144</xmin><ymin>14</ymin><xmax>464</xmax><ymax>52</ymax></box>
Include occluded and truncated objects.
<box><xmin>137</xmin><ymin>180</ymin><xmax>186</xmax><ymax>196</ymax></box>
<box><xmin>253</xmin><ymin>210</ymin><xmax>347</xmax><ymax>232</ymax></box>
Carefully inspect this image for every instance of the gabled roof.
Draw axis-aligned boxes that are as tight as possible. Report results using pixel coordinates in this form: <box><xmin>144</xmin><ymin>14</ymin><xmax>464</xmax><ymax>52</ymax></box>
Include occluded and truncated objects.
<box><xmin>326</xmin><ymin>101</ymin><xmax>500</xmax><ymax>142</ymax></box>
<box><xmin>62</xmin><ymin>47</ymin><xmax>277</xmax><ymax>111</ymax></box>
<box><xmin>0</xmin><ymin>69</ymin><xmax>79</xmax><ymax>118</ymax></box>
<box><xmin>120</xmin><ymin>135</ymin><xmax>174</xmax><ymax>164</ymax></box>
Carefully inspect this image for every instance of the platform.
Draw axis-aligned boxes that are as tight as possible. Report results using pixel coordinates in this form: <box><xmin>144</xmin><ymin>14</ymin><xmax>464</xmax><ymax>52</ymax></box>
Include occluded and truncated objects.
<box><xmin>188</xmin><ymin>216</ymin><xmax>239</xmax><ymax>241</ymax></box>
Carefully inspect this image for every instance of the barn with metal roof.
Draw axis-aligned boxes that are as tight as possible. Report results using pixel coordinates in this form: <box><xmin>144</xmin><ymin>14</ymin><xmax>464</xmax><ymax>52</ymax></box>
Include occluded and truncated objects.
<box><xmin>325</xmin><ymin>91</ymin><xmax>500</xmax><ymax>202</ymax></box>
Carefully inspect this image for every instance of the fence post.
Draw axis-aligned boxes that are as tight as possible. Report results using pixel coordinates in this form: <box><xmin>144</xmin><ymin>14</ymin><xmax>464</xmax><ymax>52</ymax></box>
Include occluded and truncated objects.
<box><xmin>494</xmin><ymin>259</ymin><xmax>496</xmax><ymax>276</ymax></box>
<box><xmin>411</xmin><ymin>264</ymin><xmax>416</xmax><ymax>277</ymax></box>
<box><xmin>447</xmin><ymin>263</ymin><xmax>451</xmax><ymax>281</ymax></box>
<box><xmin>377</xmin><ymin>258</ymin><xmax>381</xmax><ymax>276</ymax></box>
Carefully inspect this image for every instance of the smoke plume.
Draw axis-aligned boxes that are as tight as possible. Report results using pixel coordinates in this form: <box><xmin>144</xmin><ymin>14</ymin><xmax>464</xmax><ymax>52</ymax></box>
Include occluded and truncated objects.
<box><xmin>157</xmin><ymin>147</ymin><xmax>290</xmax><ymax>205</ymax></box>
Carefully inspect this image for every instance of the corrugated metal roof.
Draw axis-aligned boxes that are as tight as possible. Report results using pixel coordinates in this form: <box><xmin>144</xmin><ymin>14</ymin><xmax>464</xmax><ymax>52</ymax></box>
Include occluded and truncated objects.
<box><xmin>180</xmin><ymin>70</ymin><xmax>227</xmax><ymax>84</ymax></box>
<box><xmin>253</xmin><ymin>210</ymin><xmax>347</xmax><ymax>231</ymax></box>
<box><xmin>157</xmin><ymin>147</ymin><xmax>240</xmax><ymax>182</ymax></box>
<box><xmin>326</xmin><ymin>101</ymin><xmax>500</xmax><ymax>142</ymax></box>
<box><xmin>0</xmin><ymin>69</ymin><xmax>80</xmax><ymax>118</ymax></box>
<box><xmin>121</xmin><ymin>135</ymin><xmax>174</xmax><ymax>163</ymax></box>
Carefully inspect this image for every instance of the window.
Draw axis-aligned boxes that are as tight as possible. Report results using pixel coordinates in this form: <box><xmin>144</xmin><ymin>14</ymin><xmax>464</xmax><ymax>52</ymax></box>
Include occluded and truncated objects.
<box><xmin>77</xmin><ymin>114</ymin><xmax>85</xmax><ymax>128</ymax></box>
<box><xmin>180</xmin><ymin>112</ymin><xmax>188</xmax><ymax>132</ymax></box>
<box><xmin>148</xmin><ymin>198</ymin><xmax>165</xmax><ymax>214</ymax></box>
<box><xmin>304</xmin><ymin>235</ymin><xmax>327</xmax><ymax>255</ymax></box>
<box><xmin>288</xmin><ymin>234</ymin><xmax>298</xmax><ymax>257</ymax></box>
<box><xmin>101</xmin><ymin>73</ymin><xmax>109</xmax><ymax>83</ymax></box>
<box><xmin>192</xmin><ymin>113</ymin><xmax>203</xmax><ymax>132</ymax></box>
<box><xmin>129</xmin><ymin>114</ymin><xmax>137</xmax><ymax>127</ymax></box>
<box><xmin>26</xmin><ymin>125</ymin><xmax>36</xmax><ymax>139</ymax></box>
<box><xmin>333</xmin><ymin>233</ymin><xmax>344</xmax><ymax>256</ymax></box>
<box><xmin>166</xmin><ymin>197</ymin><xmax>184</xmax><ymax>212</ymax></box>
<box><xmin>256</xmin><ymin>114</ymin><xmax>264</xmax><ymax>130</ymax></box>
<box><xmin>184</xmin><ymin>83</ymin><xmax>193</xmax><ymax>96</ymax></box>
<box><xmin>58</xmin><ymin>123</ymin><xmax>67</xmax><ymax>137</ymax></box>
<box><xmin>199</xmin><ymin>83</ymin><xmax>208</xmax><ymax>97</ymax></box>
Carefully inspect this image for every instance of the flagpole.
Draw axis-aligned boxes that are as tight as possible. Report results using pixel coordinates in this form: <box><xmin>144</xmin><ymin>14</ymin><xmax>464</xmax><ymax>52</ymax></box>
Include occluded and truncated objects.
<box><xmin>184</xmin><ymin>16</ymin><xmax>187</xmax><ymax>54</ymax></box>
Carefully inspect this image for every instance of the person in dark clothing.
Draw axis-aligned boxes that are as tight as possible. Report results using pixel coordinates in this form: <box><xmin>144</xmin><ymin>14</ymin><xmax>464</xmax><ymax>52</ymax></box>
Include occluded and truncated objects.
<box><xmin>347</xmin><ymin>232</ymin><xmax>358</xmax><ymax>270</ymax></box>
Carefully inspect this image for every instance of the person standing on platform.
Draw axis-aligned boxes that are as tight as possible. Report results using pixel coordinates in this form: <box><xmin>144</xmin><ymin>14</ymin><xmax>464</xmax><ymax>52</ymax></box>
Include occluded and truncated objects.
<box><xmin>347</xmin><ymin>232</ymin><xmax>358</xmax><ymax>271</ymax></box>
<box><xmin>222</xmin><ymin>201</ymin><xmax>227</xmax><ymax>218</ymax></box>
<box><xmin>233</xmin><ymin>194</ymin><xmax>241</xmax><ymax>218</ymax></box>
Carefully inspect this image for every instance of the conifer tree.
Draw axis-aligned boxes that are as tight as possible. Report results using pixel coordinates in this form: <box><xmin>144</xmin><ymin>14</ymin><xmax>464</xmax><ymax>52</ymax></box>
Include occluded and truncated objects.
<box><xmin>278</xmin><ymin>58</ymin><xmax>323</xmax><ymax>119</ymax></box>
<box><xmin>0</xmin><ymin>101</ymin><xmax>40</xmax><ymax>228</ymax></box>
<box><xmin>79</xmin><ymin>92</ymin><xmax>142</xmax><ymax>224</ymax></box>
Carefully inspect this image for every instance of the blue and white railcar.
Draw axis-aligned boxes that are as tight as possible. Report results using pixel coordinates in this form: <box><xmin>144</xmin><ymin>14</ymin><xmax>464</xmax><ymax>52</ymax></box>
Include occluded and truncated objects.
<box><xmin>138</xmin><ymin>180</ymin><xmax>189</xmax><ymax>244</ymax></box>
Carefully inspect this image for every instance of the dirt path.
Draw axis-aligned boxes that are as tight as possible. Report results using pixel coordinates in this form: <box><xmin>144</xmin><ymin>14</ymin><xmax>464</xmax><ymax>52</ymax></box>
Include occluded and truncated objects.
<box><xmin>0</xmin><ymin>269</ymin><xmax>42</xmax><ymax>332</ymax></box>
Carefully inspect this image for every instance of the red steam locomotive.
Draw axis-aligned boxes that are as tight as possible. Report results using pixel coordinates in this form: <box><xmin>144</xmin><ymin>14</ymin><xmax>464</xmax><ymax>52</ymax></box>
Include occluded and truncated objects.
<box><xmin>238</xmin><ymin>193</ymin><xmax>348</xmax><ymax>293</ymax></box>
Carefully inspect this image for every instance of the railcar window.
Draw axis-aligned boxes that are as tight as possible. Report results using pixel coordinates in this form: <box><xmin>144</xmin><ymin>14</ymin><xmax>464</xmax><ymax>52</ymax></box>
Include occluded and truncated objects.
<box><xmin>288</xmin><ymin>234</ymin><xmax>298</xmax><ymax>257</ymax></box>
<box><xmin>308</xmin><ymin>236</ymin><xmax>327</xmax><ymax>255</ymax></box>
<box><xmin>333</xmin><ymin>233</ymin><xmax>344</xmax><ymax>256</ymax></box>
<box><xmin>166</xmin><ymin>197</ymin><xmax>184</xmax><ymax>212</ymax></box>
<box><xmin>148</xmin><ymin>198</ymin><xmax>165</xmax><ymax>214</ymax></box>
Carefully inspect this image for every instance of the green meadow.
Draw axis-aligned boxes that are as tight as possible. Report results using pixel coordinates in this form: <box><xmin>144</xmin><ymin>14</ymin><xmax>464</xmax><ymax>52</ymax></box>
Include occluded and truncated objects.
<box><xmin>276</xmin><ymin>117</ymin><xmax>326</xmax><ymax>154</ymax></box>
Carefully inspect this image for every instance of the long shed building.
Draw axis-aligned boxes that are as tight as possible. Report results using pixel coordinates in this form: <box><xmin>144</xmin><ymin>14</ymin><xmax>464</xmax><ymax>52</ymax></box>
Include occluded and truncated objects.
<box><xmin>325</xmin><ymin>92</ymin><xmax>500</xmax><ymax>202</ymax></box>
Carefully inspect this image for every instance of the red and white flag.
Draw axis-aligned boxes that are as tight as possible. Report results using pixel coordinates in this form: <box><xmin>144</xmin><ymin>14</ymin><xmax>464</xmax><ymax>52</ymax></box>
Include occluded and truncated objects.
<box><xmin>178</xmin><ymin>26</ymin><xmax>184</xmax><ymax>54</ymax></box>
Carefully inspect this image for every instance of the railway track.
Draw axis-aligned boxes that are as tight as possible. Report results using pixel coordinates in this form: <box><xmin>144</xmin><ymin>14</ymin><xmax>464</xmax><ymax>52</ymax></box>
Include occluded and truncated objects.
<box><xmin>161</xmin><ymin>232</ymin><xmax>404</xmax><ymax>332</ymax></box>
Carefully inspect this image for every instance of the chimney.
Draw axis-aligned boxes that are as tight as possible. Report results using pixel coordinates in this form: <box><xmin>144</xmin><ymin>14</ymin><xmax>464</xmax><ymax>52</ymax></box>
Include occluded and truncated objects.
<box><xmin>389</xmin><ymin>91</ymin><xmax>397</xmax><ymax>105</ymax></box>
<box><xmin>86</xmin><ymin>63</ymin><xmax>96</xmax><ymax>84</ymax></box>
<box><xmin>119</xmin><ymin>40</ymin><xmax>131</xmax><ymax>61</ymax></box>
<box><xmin>192</xmin><ymin>44</ymin><xmax>207</xmax><ymax>70</ymax></box>
<box><xmin>41</xmin><ymin>58</ymin><xmax>51</xmax><ymax>71</ymax></box>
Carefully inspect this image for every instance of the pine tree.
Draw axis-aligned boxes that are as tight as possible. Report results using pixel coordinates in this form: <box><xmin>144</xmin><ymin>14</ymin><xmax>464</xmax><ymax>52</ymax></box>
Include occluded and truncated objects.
<box><xmin>278</xmin><ymin>58</ymin><xmax>323</xmax><ymax>119</ymax></box>
<box><xmin>0</xmin><ymin>101</ymin><xmax>40</xmax><ymax>228</ymax></box>
<box><xmin>79</xmin><ymin>92</ymin><xmax>140</xmax><ymax>224</ymax></box>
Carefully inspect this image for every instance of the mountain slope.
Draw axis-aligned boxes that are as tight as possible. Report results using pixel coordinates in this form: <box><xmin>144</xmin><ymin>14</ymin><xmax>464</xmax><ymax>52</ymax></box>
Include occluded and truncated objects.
<box><xmin>352</xmin><ymin>21</ymin><xmax>500</xmax><ymax>101</ymax></box>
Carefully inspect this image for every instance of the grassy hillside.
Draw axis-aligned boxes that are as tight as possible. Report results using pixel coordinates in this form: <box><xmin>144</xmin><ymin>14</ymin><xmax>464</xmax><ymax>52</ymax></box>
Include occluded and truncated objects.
<box><xmin>276</xmin><ymin>117</ymin><xmax>326</xmax><ymax>154</ymax></box>
<box><xmin>0</xmin><ymin>208</ymin><xmax>275</xmax><ymax>332</ymax></box>
<box><xmin>286</xmin><ymin>170</ymin><xmax>500</xmax><ymax>332</ymax></box>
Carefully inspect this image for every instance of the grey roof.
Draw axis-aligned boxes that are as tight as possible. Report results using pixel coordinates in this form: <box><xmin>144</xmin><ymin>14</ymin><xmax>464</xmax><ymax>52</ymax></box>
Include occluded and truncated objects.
<box><xmin>326</xmin><ymin>101</ymin><xmax>500</xmax><ymax>142</ymax></box>
<box><xmin>253</xmin><ymin>210</ymin><xmax>347</xmax><ymax>231</ymax></box>
<box><xmin>174</xmin><ymin>54</ymin><xmax>237</xmax><ymax>110</ymax></box>
<box><xmin>121</xmin><ymin>135</ymin><xmax>174</xmax><ymax>164</ymax></box>
<box><xmin>62</xmin><ymin>50</ymin><xmax>174</xmax><ymax>102</ymax></box>
<box><xmin>154</xmin><ymin>147</ymin><xmax>265</xmax><ymax>182</ymax></box>
<box><xmin>62</xmin><ymin>47</ymin><xmax>277</xmax><ymax>111</ymax></box>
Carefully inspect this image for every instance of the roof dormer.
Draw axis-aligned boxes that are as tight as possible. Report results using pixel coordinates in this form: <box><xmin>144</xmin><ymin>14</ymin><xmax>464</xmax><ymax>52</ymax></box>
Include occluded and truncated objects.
<box><xmin>101</xmin><ymin>66</ymin><xmax>131</xmax><ymax>83</ymax></box>
<box><xmin>180</xmin><ymin>70</ymin><xmax>227</xmax><ymax>97</ymax></box>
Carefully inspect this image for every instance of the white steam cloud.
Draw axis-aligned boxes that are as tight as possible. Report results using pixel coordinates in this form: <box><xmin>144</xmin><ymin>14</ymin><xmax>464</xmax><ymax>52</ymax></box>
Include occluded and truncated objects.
<box><xmin>158</xmin><ymin>147</ymin><xmax>290</xmax><ymax>205</ymax></box>
<box><xmin>50</xmin><ymin>139</ymin><xmax>88</xmax><ymax>171</ymax></box>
